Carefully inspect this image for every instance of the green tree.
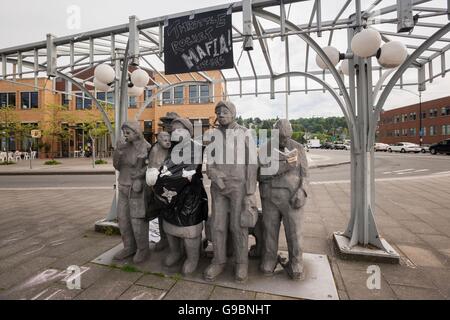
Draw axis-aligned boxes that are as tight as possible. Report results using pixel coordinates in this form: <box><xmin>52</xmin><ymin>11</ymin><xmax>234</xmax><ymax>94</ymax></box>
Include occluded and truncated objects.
<box><xmin>42</xmin><ymin>104</ymin><xmax>73</xmax><ymax>160</ymax></box>
<box><xmin>0</xmin><ymin>106</ymin><xmax>21</xmax><ymax>157</ymax></box>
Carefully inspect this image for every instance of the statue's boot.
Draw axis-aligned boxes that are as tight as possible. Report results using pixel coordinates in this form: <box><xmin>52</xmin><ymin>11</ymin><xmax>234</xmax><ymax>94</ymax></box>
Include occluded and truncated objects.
<box><xmin>155</xmin><ymin>216</ymin><xmax>169</xmax><ymax>252</ymax></box>
<box><xmin>260</xmin><ymin>259</ymin><xmax>277</xmax><ymax>276</ymax></box>
<box><xmin>114</xmin><ymin>220</ymin><xmax>136</xmax><ymax>260</ymax></box>
<box><xmin>132</xmin><ymin>218</ymin><xmax>150</xmax><ymax>264</ymax></box>
<box><xmin>164</xmin><ymin>234</ymin><xmax>183</xmax><ymax>267</ymax></box>
<box><xmin>182</xmin><ymin>237</ymin><xmax>201</xmax><ymax>275</ymax></box>
<box><xmin>286</xmin><ymin>261</ymin><xmax>305</xmax><ymax>280</ymax></box>
<box><xmin>203</xmin><ymin>263</ymin><xmax>226</xmax><ymax>282</ymax></box>
<box><xmin>234</xmin><ymin>263</ymin><xmax>248</xmax><ymax>283</ymax></box>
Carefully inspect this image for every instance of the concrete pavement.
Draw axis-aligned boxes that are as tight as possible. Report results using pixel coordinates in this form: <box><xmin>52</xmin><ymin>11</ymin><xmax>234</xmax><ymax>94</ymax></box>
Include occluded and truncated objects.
<box><xmin>0</xmin><ymin>173</ymin><xmax>449</xmax><ymax>300</ymax></box>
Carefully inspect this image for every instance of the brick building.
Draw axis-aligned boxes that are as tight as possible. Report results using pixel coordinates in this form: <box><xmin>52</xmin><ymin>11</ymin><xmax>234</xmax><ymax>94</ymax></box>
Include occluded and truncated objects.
<box><xmin>0</xmin><ymin>69</ymin><xmax>223</xmax><ymax>158</ymax></box>
<box><xmin>377</xmin><ymin>96</ymin><xmax>450</xmax><ymax>145</ymax></box>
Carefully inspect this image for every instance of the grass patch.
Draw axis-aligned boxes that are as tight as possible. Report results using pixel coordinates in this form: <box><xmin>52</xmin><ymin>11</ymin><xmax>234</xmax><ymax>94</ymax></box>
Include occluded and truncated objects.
<box><xmin>95</xmin><ymin>159</ymin><xmax>108</xmax><ymax>165</ymax></box>
<box><xmin>44</xmin><ymin>160</ymin><xmax>61</xmax><ymax>165</ymax></box>
<box><xmin>0</xmin><ymin>161</ymin><xmax>15</xmax><ymax>165</ymax></box>
<box><xmin>121</xmin><ymin>265</ymin><xmax>140</xmax><ymax>273</ymax></box>
<box><xmin>103</xmin><ymin>226</ymin><xmax>120</xmax><ymax>236</ymax></box>
<box><xmin>171</xmin><ymin>273</ymin><xmax>183</xmax><ymax>281</ymax></box>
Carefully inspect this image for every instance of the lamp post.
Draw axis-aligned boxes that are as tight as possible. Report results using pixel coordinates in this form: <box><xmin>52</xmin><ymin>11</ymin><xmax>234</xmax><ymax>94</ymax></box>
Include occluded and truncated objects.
<box><xmin>316</xmin><ymin>23</ymin><xmax>408</xmax><ymax>261</ymax></box>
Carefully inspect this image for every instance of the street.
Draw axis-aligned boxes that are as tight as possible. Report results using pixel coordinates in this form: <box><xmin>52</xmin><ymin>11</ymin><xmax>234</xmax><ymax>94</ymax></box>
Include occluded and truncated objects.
<box><xmin>1</xmin><ymin>150</ymin><xmax>449</xmax><ymax>188</ymax></box>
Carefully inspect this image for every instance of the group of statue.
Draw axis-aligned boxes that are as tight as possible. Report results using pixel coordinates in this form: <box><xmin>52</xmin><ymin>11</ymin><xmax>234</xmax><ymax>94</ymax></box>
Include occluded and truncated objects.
<box><xmin>112</xmin><ymin>101</ymin><xmax>309</xmax><ymax>283</ymax></box>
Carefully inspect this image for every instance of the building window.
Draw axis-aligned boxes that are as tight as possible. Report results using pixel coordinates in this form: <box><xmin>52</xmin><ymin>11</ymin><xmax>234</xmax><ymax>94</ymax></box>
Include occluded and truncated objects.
<box><xmin>145</xmin><ymin>89</ymin><xmax>152</xmax><ymax>108</ymax></box>
<box><xmin>61</xmin><ymin>94</ymin><xmax>70</xmax><ymax>107</ymax></box>
<box><xmin>442</xmin><ymin>125</ymin><xmax>450</xmax><ymax>136</ymax></box>
<box><xmin>75</xmin><ymin>92</ymin><xmax>92</xmax><ymax>110</ymax></box>
<box><xmin>409</xmin><ymin>128</ymin><xmax>416</xmax><ymax>136</ymax></box>
<box><xmin>189</xmin><ymin>84</ymin><xmax>210</xmax><ymax>104</ymax></box>
<box><xmin>441</xmin><ymin>107</ymin><xmax>450</xmax><ymax>116</ymax></box>
<box><xmin>200</xmin><ymin>85</ymin><xmax>210</xmax><ymax>103</ymax></box>
<box><xmin>430</xmin><ymin>125</ymin><xmax>437</xmax><ymax>136</ymax></box>
<box><xmin>421</xmin><ymin>112</ymin><xmax>426</xmax><ymax>119</ymax></box>
<box><xmin>21</xmin><ymin>92</ymin><xmax>38</xmax><ymax>109</ymax></box>
<box><xmin>394</xmin><ymin>129</ymin><xmax>400</xmax><ymax>137</ymax></box>
<box><xmin>173</xmin><ymin>86</ymin><xmax>184</xmax><ymax>104</ymax></box>
<box><xmin>0</xmin><ymin>92</ymin><xmax>16</xmax><ymax>107</ymax></box>
<box><xmin>402</xmin><ymin>114</ymin><xmax>408</xmax><ymax>122</ymax></box>
<box><xmin>129</xmin><ymin>96</ymin><xmax>137</xmax><ymax>108</ymax></box>
<box><xmin>96</xmin><ymin>92</ymin><xmax>114</xmax><ymax>105</ymax></box>
<box><xmin>162</xmin><ymin>90</ymin><xmax>172</xmax><ymax>104</ymax></box>
<box><xmin>420</xmin><ymin>127</ymin><xmax>426</xmax><ymax>137</ymax></box>
<box><xmin>409</xmin><ymin>112</ymin><xmax>416</xmax><ymax>121</ymax></box>
<box><xmin>402</xmin><ymin>128</ymin><xmax>408</xmax><ymax>136</ymax></box>
<box><xmin>143</xmin><ymin>120</ymin><xmax>152</xmax><ymax>143</ymax></box>
<box><xmin>429</xmin><ymin>109</ymin><xmax>438</xmax><ymax>118</ymax></box>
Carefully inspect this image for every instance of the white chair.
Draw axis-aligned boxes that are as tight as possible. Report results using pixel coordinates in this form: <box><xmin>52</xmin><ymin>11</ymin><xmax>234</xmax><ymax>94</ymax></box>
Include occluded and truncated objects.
<box><xmin>23</xmin><ymin>152</ymin><xmax>30</xmax><ymax>160</ymax></box>
<box><xmin>31</xmin><ymin>151</ymin><xmax>37</xmax><ymax>160</ymax></box>
<box><xmin>14</xmin><ymin>152</ymin><xmax>22</xmax><ymax>162</ymax></box>
<box><xmin>7</xmin><ymin>152</ymin><xmax>14</xmax><ymax>162</ymax></box>
<box><xmin>0</xmin><ymin>152</ymin><xmax>6</xmax><ymax>162</ymax></box>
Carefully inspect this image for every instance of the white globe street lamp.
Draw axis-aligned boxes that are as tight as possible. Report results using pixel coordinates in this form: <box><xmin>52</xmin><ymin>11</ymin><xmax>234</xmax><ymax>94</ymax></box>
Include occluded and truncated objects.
<box><xmin>128</xmin><ymin>85</ymin><xmax>144</xmax><ymax>97</ymax></box>
<box><xmin>315</xmin><ymin>46</ymin><xmax>340</xmax><ymax>69</ymax></box>
<box><xmin>93</xmin><ymin>78</ymin><xmax>113</xmax><ymax>92</ymax></box>
<box><xmin>377</xmin><ymin>41</ymin><xmax>408</xmax><ymax>68</ymax></box>
<box><xmin>94</xmin><ymin>64</ymin><xmax>116</xmax><ymax>85</ymax></box>
<box><xmin>351</xmin><ymin>28</ymin><xmax>382</xmax><ymax>58</ymax></box>
<box><xmin>130</xmin><ymin>69</ymin><xmax>150</xmax><ymax>88</ymax></box>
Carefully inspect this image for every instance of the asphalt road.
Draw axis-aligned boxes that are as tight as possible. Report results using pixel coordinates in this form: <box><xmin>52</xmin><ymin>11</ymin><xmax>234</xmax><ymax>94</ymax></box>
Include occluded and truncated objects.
<box><xmin>0</xmin><ymin>150</ymin><xmax>449</xmax><ymax>188</ymax></box>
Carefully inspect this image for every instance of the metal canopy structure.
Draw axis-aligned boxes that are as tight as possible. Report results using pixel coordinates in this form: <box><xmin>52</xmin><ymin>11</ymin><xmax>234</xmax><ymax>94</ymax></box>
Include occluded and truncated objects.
<box><xmin>1</xmin><ymin>0</ymin><xmax>449</xmax><ymax>258</ymax></box>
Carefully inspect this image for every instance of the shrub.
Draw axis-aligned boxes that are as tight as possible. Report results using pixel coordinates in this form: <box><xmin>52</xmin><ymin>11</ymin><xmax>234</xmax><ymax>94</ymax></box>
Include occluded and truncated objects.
<box><xmin>95</xmin><ymin>159</ymin><xmax>108</xmax><ymax>165</ymax></box>
<box><xmin>44</xmin><ymin>160</ymin><xmax>61</xmax><ymax>165</ymax></box>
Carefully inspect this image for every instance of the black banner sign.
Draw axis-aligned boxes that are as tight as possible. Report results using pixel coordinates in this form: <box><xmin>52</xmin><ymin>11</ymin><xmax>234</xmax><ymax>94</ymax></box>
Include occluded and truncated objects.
<box><xmin>164</xmin><ymin>9</ymin><xmax>233</xmax><ymax>75</ymax></box>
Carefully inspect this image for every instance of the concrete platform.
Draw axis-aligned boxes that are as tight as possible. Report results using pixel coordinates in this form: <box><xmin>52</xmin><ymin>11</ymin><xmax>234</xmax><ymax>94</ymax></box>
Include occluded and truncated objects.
<box><xmin>91</xmin><ymin>243</ymin><xmax>339</xmax><ymax>300</ymax></box>
<box><xmin>333</xmin><ymin>232</ymin><xmax>400</xmax><ymax>264</ymax></box>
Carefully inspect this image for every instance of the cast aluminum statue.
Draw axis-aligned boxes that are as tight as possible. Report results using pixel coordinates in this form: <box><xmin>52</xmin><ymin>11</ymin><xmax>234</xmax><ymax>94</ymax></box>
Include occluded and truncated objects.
<box><xmin>152</xmin><ymin>118</ymin><xmax>208</xmax><ymax>275</ymax></box>
<box><xmin>204</xmin><ymin>101</ymin><xmax>258</xmax><ymax>283</ymax></box>
<box><xmin>258</xmin><ymin>119</ymin><xmax>309</xmax><ymax>279</ymax></box>
<box><xmin>112</xmin><ymin>121</ymin><xmax>151</xmax><ymax>263</ymax></box>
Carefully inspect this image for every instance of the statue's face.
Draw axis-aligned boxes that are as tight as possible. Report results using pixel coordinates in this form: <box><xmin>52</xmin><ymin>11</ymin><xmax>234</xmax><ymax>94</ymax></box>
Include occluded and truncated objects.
<box><xmin>216</xmin><ymin>106</ymin><xmax>234</xmax><ymax>126</ymax></box>
<box><xmin>158</xmin><ymin>133</ymin><xmax>171</xmax><ymax>149</ymax></box>
<box><xmin>123</xmin><ymin>127</ymin><xmax>139</xmax><ymax>143</ymax></box>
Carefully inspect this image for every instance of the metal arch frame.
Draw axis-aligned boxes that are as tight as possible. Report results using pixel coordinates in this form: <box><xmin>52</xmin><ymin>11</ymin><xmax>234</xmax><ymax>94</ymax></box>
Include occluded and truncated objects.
<box><xmin>4</xmin><ymin>57</ymin><xmax>116</xmax><ymax>144</ymax></box>
<box><xmin>272</xmin><ymin>71</ymin><xmax>353</xmax><ymax>135</ymax></box>
<box><xmin>134</xmin><ymin>80</ymin><xmax>210</xmax><ymax>121</ymax></box>
<box><xmin>369</xmin><ymin>23</ymin><xmax>450</xmax><ymax>147</ymax></box>
<box><xmin>253</xmin><ymin>8</ymin><xmax>361</xmax><ymax>151</ymax></box>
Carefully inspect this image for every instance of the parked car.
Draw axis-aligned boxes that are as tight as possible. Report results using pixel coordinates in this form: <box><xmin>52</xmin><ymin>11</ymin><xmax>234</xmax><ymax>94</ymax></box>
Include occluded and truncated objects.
<box><xmin>374</xmin><ymin>143</ymin><xmax>389</xmax><ymax>152</ymax></box>
<box><xmin>420</xmin><ymin>145</ymin><xmax>430</xmax><ymax>153</ymax></box>
<box><xmin>321</xmin><ymin>142</ymin><xmax>334</xmax><ymax>149</ymax></box>
<box><xmin>332</xmin><ymin>141</ymin><xmax>347</xmax><ymax>150</ymax></box>
<box><xmin>387</xmin><ymin>142</ymin><xmax>421</xmax><ymax>153</ymax></box>
<box><xmin>429</xmin><ymin>139</ymin><xmax>450</xmax><ymax>155</ymax></box>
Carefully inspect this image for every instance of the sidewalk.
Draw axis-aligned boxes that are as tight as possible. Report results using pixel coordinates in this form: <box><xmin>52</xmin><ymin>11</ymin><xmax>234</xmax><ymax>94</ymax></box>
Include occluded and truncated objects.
<box><xmin>0</xmin><ymin>175</ymin><xmax>448</xmax><ymax>299</ymax></box>
<box><xmin>0</xmin><ymin>150</ymin><xmax>350</xmax><ymax>175</ymax></box>
<box><xmin>0</xmin><ymin>157</ymin><xmax>115</xmax><ymax>175</ymax></box>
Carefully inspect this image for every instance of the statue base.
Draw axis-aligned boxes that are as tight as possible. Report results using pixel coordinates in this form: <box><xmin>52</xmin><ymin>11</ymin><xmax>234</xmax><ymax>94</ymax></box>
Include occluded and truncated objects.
<box><xmin>92</xmin><ymin>243</ymin><xmax>338</xmax><ymax>300</ymax></box>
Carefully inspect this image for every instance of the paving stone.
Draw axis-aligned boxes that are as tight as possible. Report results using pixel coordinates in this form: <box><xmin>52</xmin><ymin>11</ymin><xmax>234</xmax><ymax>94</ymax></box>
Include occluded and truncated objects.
<box><xmin>74</xmin><ymin>279</ymin><xmax>132</xmax><ymax>300</ymax></box>
<box><xmin>339</xmin><ymin>268</ymin><xmax>396</xmax><ymax>300</ymax></box>
<box><xmin>119</xmin><ymin>285</ymin><xmax>166</xmax><ymax>300</ymax></box>
<box><xmin>163</xmin><ymin>280</ymin><xmax>214</xmax><ymax>300</ymax></box>
<box><xmin>135</xmin><ymin>274</ymin><xmax>176</xmax><ymax>291</ymax></box>
<box><xmin>400</xmin><ymin>220</ymin><xmax>441</xmax><ymax>235</ymax></box>
<box><xmin>209</xmin><ymin>286</ymin><xmax>256</xmax><ymax>300</ymax></box>
<box><xmin>421</xmin><ymin>267</ymin><xmax>450</xmax><ymax>298</ymax></box>
<box><xmin>397</xmin><ymin>245</ymin><xmax>445</xmax><ymax>268</ymax></box>
<box><xmin>380</xmin><ymin>264</ymin><xmax>436</xmax><ymax>289</ymax></box>
<box><xmin>390</xmin><ymin>285</ymin><xmax>445</xmax><ymax>300</ymax></box>
<box><xmin>419</xmin><ymin>234</ymin><xmax>450</xmax><ymax>250</ymax></box>
<box><xmin>0</xmin><ymin>256</ymin><xmax>57</xmax><ymax>290</ymax></box>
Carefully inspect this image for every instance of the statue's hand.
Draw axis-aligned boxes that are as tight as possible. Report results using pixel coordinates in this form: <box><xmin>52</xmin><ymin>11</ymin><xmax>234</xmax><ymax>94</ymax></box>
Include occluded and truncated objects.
<box><xmin>214</xmin><ymin>177</ymin><xmax>226</xmax><ymax>190</ymax></box>
<box><xmin>290</xmin><ymin>189</ymin><xmax>307</xmax><ymax>209</ymax></box>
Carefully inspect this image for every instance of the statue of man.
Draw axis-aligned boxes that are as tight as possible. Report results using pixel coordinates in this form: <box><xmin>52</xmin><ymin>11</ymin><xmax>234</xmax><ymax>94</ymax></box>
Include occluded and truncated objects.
<box><xmin>112</xmin><ymin>121</ymin><xmax>151</xmax><ymax>264</ymax></box>
<box><xmin>204</xmin><ymin>101</ymin><xmax>257</xmax><ymax>283</ymax></box>
<box><xmin>258</xmin><ymin>119</ymin><xmax>309</xmax><ymax>280</ymax></box>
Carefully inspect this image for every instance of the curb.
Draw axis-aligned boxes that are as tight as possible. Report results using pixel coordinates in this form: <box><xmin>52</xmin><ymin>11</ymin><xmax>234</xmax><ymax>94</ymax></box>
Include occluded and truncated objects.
<box><xmin>0</xmin><ymin>161</ymin><xmax>351</xmax><ymax>176</ymax></box>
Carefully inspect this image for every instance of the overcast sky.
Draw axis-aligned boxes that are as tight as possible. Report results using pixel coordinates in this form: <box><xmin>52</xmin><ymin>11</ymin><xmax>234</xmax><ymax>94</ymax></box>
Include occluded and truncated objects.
<box><xmin>0</xmin><ymin>0</ymin><xmax>449</xmax><ymax>119</ymax></box>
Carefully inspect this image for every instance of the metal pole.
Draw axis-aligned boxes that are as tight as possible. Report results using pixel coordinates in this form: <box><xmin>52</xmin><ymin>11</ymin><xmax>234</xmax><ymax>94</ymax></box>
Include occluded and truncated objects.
<box><xmin>419</xmin><ymin>91</ymin><xmax>423</xmax><ymax>146</ymax></box>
